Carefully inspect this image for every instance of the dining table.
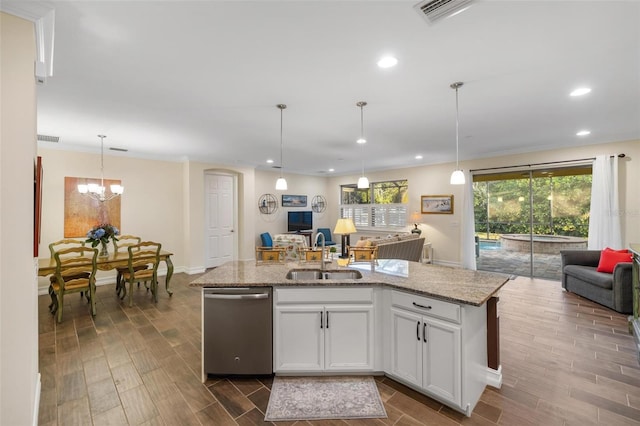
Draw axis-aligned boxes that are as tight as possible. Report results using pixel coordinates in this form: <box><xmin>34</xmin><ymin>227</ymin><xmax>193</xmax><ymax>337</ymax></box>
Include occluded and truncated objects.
<box><xmin>38</xmin><ymin>249</ymin><xmax>174</xmax><ymax>295</ymax></box>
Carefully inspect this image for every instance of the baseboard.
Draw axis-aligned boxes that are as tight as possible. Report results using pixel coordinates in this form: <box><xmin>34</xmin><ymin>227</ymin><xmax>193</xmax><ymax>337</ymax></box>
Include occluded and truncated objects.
<box><xmin>33</xmin><ymin>373</ymin><xmax>41</xmax><ymax>426</ymax></box>
<box><xmin>486</xmin><ymin>365</ymin><xmax>502</xmax><ymax>389</ymax></box>
<box><xmin>433</xmin><ymin>259</ymin><xmax>461</xmax><ymax>268</ymax></box>
<box><xmin>186</xmin><ymin>266</ymin><xmax>206</xmax><ymax>274</ymax></box>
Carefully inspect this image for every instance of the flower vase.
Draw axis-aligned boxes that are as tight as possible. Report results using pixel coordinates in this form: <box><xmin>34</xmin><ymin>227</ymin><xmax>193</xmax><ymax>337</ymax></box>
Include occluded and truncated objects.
<box><xmin>99</xmin><ymin>241</ymin><xmax>109</xmax><ymax>257</ymax></box>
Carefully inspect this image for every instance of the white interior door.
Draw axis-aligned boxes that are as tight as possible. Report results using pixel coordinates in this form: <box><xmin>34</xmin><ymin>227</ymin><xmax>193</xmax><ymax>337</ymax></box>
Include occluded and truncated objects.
<box><xmin>205</xmin><ymin>173</ymin><xmax>235</xmax><ymax>268</ymax></box>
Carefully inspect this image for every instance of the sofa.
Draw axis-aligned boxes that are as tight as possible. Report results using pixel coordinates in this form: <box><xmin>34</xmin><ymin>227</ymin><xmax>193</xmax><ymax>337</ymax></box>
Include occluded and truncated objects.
<box><xmin>560</xmin><ymin>249</ymin><xmax>633</xmax><ymax>314</ymax></box>
<box><xmin>353</xmin><ymin>234</ymin><xmax>425</xmax><ymax>262</ymax></box>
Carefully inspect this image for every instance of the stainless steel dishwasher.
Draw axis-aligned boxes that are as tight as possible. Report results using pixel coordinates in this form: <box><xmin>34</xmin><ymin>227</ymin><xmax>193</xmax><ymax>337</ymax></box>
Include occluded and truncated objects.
<box><xmin>202</xmin><ymin>287</ymin><xmax>272</xmax><ymax>376</ymax></box>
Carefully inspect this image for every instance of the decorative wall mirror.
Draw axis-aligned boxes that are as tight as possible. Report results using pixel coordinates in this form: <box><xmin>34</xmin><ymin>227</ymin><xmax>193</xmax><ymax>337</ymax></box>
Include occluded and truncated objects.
<box><xmin>311</xmin><ymin>195</ymin><xmax>326</xmax><ymax>213</ymax></box>
<box><xmin>258</xmin><ymin>193</ymin><xmax>278</xmax><ymax>214</ymax></box>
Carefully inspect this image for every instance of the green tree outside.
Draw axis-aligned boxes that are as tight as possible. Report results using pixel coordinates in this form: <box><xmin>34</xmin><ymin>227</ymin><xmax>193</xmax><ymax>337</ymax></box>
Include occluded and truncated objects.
<box><xmin>474</xmin><ymin>174</ymin><xmax>591</xmax><ymax>239</ymax></box>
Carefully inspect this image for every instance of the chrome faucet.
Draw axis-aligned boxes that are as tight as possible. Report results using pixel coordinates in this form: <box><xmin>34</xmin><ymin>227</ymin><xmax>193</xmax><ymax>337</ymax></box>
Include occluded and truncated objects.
<box><xmin>314</xmin><ymin>232</ymin><xmax>326</xmax><ymax>271</ymax></box>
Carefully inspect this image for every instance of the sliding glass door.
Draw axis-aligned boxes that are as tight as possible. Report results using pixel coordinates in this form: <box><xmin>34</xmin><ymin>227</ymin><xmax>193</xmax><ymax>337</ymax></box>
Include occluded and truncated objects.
<box><xmin>473</xmin><ymin>166</ymin><xmax>592</xmax><ymax>280</ymax></box>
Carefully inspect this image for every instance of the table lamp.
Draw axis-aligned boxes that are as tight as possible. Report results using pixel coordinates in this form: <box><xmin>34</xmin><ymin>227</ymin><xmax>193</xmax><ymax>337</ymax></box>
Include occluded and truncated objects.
<box><xmin>333</xmin><ymin>218</ymin><xmax>357</xmax><ymax>258</ymax></box>
<box><xmin>409</xmin><ymin>212</ymin><xmax>422</xmax><ymax>235</ymax></box>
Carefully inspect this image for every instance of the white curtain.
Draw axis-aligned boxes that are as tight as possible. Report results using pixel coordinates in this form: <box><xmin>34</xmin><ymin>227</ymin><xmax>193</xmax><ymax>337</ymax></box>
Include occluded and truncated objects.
<box><xmin>588</xmin><ymin>155</ymin><xmax>622</xmax><ymax>249</ymax></box>
<box><xmin>461</xmin><ymin>170</ymin><xmax>477</xmax><ymax>270</ymax></box>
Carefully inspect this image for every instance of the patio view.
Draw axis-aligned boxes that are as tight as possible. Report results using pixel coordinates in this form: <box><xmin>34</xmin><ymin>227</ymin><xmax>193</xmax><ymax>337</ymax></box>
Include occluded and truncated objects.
<box><xmin>473</xmin><ymin>167</ymin><xmax>592</xmax><ymax>281</ymax></box>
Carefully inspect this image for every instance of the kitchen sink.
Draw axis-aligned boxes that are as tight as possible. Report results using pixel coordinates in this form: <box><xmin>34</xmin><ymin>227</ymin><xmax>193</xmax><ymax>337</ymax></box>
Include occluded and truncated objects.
<box><xmin>285</xmin><ymin>269</ymin><xmax>363</xmax><ymax>280</ymax></box>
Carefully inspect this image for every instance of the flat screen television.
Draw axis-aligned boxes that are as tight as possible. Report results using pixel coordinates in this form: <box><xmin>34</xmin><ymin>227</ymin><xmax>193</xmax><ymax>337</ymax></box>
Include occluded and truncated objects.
<box><xmin>288</xmin><ymin>211</ymin><xmax>313</xmax><ymax>232</ymax></box>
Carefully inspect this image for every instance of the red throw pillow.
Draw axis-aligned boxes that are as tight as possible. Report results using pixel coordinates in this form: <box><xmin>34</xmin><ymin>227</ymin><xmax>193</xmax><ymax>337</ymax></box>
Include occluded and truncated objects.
<box><xmin>596</xmin><ymin>248</ymin><xmax>633</xmax><ymax>273</ymax></box>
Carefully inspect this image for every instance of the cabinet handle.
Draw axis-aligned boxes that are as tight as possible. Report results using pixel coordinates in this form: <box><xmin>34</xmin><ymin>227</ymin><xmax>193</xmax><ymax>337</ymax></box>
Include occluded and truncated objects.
<box><xmin>413</xmin><ymin>302</ymin><xmax>432</xmax><ymax>310</ymax></box>
<box><xmin>416</xmin><ymin>321</ymin><xmax>421</xmax><ymax>340</ymax></box>
<box><xmin>326</xmin><ymin>312</ymin><xmax>329</xmax><ymax>329</ymax></box>
<box><xmin>320</xmin><ymin>311</ymin><xmax>323</xmax><ymax>329</ymax></box>
<box><xmin>423</xmin><ymin>322</ymin><xmax>427</xmax><ymax>343</ymax></box>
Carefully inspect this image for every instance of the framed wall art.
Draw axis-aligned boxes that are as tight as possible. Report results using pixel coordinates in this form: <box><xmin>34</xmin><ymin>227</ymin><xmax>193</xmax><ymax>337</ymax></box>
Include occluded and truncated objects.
<box><xmin>282</xmin><ymin>194</ymin><xmax>307</xmax><ymax>207</ymax></box>
<box><xmin>421</xmin><ymin>194</ymin><xmax>454</xmax><ymax>214</ymax></box>
<box><xmin>64</xmin><ymin>176</ymin><xmax>121</xmax><ymax>237</ymax></box>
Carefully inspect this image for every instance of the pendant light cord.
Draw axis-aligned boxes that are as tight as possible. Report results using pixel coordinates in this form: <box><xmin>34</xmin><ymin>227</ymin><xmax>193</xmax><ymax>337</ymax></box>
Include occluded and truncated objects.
<box><xmin>99</xmin><ymin>134</ymin><xmax>106</xmax><ymax>189</ymax></box>
<box><xmin>277</xmin><ymin>104</ymin><xmax>286</xmax><ymax>178</ymax></box>
<box><xmin>280</xmin><ymin>107</ymin><xmax>283</xmax><ymax>177</ymax></box>
<box><xmin>450</xmin><ymin>82</ymin><xmax>463</xmax><ymax>170</ymax></box>
<box><xmin>360</xmin><ymin>104</ymin><xmax>365</xmax><ymax>176</ymax></box>
<box><xmin>455</xmin><ymin>87</ymin><xmax>459</xmax><ymax>169</ymax></box>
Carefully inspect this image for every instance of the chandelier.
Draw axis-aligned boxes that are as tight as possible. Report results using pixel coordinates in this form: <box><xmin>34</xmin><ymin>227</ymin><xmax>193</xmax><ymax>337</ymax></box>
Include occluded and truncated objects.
<box><xmin>77</xmin><ymin>135</ymin><xmax>124</xmax><ymax>202</ymax></box>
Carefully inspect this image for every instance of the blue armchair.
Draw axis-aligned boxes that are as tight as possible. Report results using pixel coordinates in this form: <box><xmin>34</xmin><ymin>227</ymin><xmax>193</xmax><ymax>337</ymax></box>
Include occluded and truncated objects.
<box><xmin>260</xmin><ymin>232</ymin><xmax>273</xmax><ymax>248</ymax></box>
<box><xmin>256</xmin><ymin>232</ymin><xmax>285</xmax><ymax>263</ymax></box>
<box><xmin>316</xmin><ymin>228</ymin><xmax>336</xmax><ymax>246</ymax></box>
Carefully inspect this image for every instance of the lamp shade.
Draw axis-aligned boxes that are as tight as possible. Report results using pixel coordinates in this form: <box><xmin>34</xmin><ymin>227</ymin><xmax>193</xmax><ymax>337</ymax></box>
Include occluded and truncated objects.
<box><xmin>409</xmin><ymin>211</ymin><xmax>422</xmax><ymax>224</ymax></box>
<box><xmin>450</xmin><ymin>169</ymin><xmax>466</xmax><ymax>185</ymax></box>
<box><xmin>357</xmin><ymin>176</ymin><xmax>369</xmax><ymax>189</ymax></box>
<box><xmin>333</xmin><ymin>218</ymin><xmax>357</xmax><ymax>235</ymax></box>
<box><xmin>275</xmin><ymin>177</ymin><xmax>288</xmax><ymax>190</ymax></box>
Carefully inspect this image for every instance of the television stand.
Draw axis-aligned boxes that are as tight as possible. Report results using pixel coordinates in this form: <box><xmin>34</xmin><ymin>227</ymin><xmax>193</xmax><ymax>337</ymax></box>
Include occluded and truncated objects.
<box><xmin>287</xmin><ymin>230</ymin><xmax>313</xmax><ymax>246</ymax></box>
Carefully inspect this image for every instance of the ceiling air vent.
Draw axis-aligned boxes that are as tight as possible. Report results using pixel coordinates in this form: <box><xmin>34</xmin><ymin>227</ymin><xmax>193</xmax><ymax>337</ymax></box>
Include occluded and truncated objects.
<box><xmin>413</xmin><ymin>0</ymin><xmax>474</xmax><ymax>24</ymax></box>
<box><xmin>37</xmin><ymin>134</ymin><xmax>59</xmax><ymax>143</ymax></box>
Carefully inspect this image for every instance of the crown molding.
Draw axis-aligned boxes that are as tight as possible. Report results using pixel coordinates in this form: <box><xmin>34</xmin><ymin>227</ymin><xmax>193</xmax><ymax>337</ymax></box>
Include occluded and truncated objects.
<box><xmin>1</xmin><ymin>2</ymin><xmax>55</xmax><ymax>84</ymax></box>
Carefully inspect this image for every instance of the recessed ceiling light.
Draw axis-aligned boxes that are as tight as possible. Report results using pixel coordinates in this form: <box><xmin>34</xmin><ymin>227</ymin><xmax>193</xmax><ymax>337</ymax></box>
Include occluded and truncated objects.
<box><xmin>356</xmin><ymin>138</ymin><xmax>366</xmax><ymax>144</ymax></box>
<box><xmin>415</xmin><ymin>155</ymin><xmax>423</xmax><ymax>160</ymax></box>
<box><xmin>328</xmin><ymin>168</ymin><xmax>335</xmax><ymax>172</ymax></box>
<box><xmin>377</xmin><ymin>56</ymin><xmax>398</xmax><ymax>68</ymax></box>
<box><xmin>576</xmin><ymin>130</ymin><xmax>591</xmax><ymax>136</ymax></box>
<box><xmin>570</xmin><ymin>87</ymin><xmax>591</xmax><ymax>97</ymax></box>
<box><xmin>266</xmin><ymin>159</ymin><xmax>274</xmax><ymax>163</ymax></box>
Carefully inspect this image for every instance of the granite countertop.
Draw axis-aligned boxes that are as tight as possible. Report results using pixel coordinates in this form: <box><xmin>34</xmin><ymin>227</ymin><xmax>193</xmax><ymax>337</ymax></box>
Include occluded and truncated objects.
<box><xmin>190</xmin><ymin>259</ymin><xmax>510</xmax><ymax>306</ymax></box>
<box><xmin>630</xmin><ymin>244</ymin><xmax>640</xmax><ymax>256</ymax></box>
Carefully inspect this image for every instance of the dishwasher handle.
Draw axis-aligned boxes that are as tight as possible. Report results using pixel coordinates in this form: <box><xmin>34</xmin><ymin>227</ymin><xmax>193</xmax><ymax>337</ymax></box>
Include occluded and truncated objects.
<box><xmin>204</xmin><ymin>293</ymin><xmax>269</xmax><ymax>300</ymax></box>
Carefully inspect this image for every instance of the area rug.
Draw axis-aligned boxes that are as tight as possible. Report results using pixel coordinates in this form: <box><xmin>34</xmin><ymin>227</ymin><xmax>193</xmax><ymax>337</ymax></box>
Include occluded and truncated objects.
<box><xmin>264</xmin><ymin>376</ymin><xmax>387</xmax><ymax>421</ymax></box>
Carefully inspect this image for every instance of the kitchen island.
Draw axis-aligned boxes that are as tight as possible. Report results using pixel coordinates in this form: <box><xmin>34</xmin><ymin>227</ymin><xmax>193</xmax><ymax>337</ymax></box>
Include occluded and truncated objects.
<box><xmin>192</xmin><ymin>259</ymin><xmax>509</xmax><ymax>417</ymax></box>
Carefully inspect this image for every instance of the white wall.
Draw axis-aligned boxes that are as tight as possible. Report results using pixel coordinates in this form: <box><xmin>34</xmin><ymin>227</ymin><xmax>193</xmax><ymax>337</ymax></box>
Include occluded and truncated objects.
<box><xmin>36</xmin><ymin>148</ymin><xmax>185</xmax><ymax>287</ymax></box>
<box><xmin>38</xmin><ymin>138</ymin><xmax>639</xmax><ymax>271</ymax></box>
<box><xmin>329</xmin><ymin>139</ymin><xmax>639</xmax><ymax>265</ymax></box>
<box><xmin>0</xmin><ymin>12</ymin><xmax>40</xmax><ymax>425</ymax></box>
<box><xmin>184</xmin><ymin>162</ymin><xmax>256</xmax><ymax>267</ymax></box>
<box><xmin>254</xmin><ymin>169</ymin><xmax>332</xmax><ymax>247</ymax></box>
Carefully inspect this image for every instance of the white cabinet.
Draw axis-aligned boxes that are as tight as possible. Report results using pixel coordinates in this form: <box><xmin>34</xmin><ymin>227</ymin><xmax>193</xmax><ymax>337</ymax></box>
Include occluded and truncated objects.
<box><xmin>390</xmin><ymin>307</ymin><xmax>461</xmax><ymax>405</ymax></box>
<box><xmin>422</xmin><ymin>316</ymin><xmax>461</xmax><ymax>404</ymax></box>
<box><xmin>274</xmin><ymin>288</ymin><xmax>374</xmax><ymax>373</ymax></box>
<box><xmin>275</xmin><ymin>305</ymin><xmax>324</xmax><ymax>371</ymax></box>
<box><xmin>389</xmin><ymin>291</ymin><xmax>468</xmax><ymax>411</ymax></box>
<box><xmin>324</xmin><ymin>305</ymin><xmax>374</xmax><ymax>371</ymax></box>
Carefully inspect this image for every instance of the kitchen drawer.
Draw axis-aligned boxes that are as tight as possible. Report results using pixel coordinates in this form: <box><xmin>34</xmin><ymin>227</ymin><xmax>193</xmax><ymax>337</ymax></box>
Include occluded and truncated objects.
<box><xmin>391</xmin><ymin>290</ymin><xmax>460</xmax><ymax>324</ymax></box>
<box><xmin>275</xmin><ymin>287</ymin><xmax>373</xmax><ymax>304</ymax></box>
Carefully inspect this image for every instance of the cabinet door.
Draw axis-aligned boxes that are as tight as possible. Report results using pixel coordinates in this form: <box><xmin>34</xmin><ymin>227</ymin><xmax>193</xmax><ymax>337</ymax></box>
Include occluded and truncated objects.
<box><xmin>274</xmin><ymin>305</ymin><xmax>323</xmax><ymax>372</ymax></box>
<box><xmin>389</xmin><ymin>307</ymin><xmax>422</xmax><ymax>387</ymax></box>
<box><xmin>324</xmin><ymin>305</ymin><xmax>374</xmax><ymax>371</ymax></box>
<box><xmin>423</xmin><ymin>317</ymin><xmax>461</xmax><ymax>406</ymax></box>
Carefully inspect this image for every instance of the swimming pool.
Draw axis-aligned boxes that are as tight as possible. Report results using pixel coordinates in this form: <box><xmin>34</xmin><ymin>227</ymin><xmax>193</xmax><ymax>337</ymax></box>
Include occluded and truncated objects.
<box><xmin>479</xmin><ymin>240</ymin><xmax>501</xmax><ymax>250</ymax></box>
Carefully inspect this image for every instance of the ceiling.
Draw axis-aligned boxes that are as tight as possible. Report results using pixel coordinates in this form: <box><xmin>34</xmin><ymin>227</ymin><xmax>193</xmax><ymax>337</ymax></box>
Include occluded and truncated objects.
<box><xmin>26</xmin><ymin>1</ymin><xmax>640</xmax><ymax>176</ymax></box>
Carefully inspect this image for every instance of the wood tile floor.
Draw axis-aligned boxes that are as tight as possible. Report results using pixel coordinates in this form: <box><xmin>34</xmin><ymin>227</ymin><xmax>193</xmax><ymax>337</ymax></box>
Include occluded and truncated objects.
<box><xmin>38</xmin><ymin>273</ymin><xmax>640</xmax><ymax>425</ymax></box>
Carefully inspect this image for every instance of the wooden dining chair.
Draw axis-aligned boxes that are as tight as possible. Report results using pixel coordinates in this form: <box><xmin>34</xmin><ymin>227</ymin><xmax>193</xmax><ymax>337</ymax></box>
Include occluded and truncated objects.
<box><xmin>48</xmin><ymin>238</ymin><xmax>90</xmax><ymax>311</ymax></box>
<box><xmin>112</xmin><ymin>234</ymin><xmax>146</xmax><ymax>297</ymax></box>
<box><xmin>51</xmin><ymin>246</ymin><xmax>98</xmax><ymax>323</ymax></box>
<box><xmin>120</xmin><ymin>241</ymin><xmax>162</xmax><ymax>307</ymax></box>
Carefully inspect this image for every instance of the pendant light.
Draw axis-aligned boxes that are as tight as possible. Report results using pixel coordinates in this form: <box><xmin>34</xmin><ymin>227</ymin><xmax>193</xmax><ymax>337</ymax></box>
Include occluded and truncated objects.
<box><xmin>450</xmin><ymin>82</ymin><xmax>466</xmax><ymax>185</ymax></box>
<box><xmin>77</xmin><ymin>135</ymin><xmax>124</xmax><ymax>202</ymax></box>
<box><xmin>275</xmin><ymin>104</ymin><xmax>288</xmax><ymax>190</ymax></box>
<box><xmin>356</xmin><ymin>101</ymin><xmax>369</xmax><ymax>189</ymax></box>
